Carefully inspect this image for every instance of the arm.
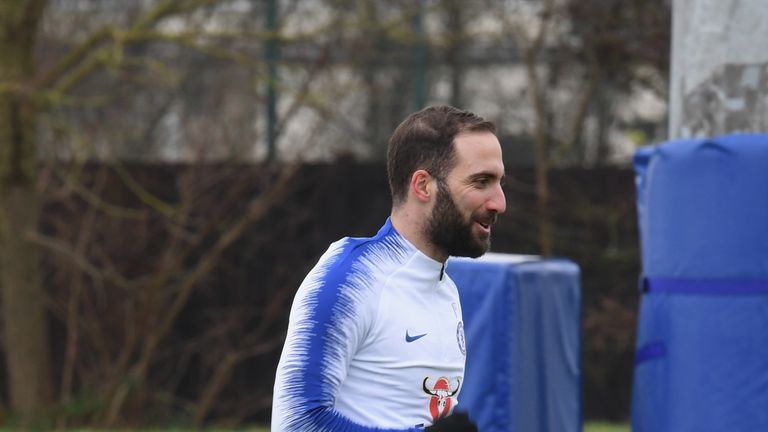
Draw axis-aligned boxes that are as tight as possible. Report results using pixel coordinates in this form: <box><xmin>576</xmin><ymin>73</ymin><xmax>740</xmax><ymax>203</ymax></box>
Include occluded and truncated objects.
<box><xmin>272</xmin><ymin>243</ymin><xmax>421</xmax><ymax>432</ymax></box>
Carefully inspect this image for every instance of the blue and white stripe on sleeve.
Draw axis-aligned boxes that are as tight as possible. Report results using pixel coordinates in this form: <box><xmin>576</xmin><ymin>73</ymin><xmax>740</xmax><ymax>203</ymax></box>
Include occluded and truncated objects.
<box><xmin>272</xmin><ymin>222</ymin><xmax>421</xmax><ymax>432</ymax></box>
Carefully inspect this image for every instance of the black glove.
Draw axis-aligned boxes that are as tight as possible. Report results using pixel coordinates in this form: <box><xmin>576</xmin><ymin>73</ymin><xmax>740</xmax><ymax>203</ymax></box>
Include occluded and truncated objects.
<box><xmin>425</xmin><ymin>412</ymin><xmax>478</xmax><ymax>432</ymax></box>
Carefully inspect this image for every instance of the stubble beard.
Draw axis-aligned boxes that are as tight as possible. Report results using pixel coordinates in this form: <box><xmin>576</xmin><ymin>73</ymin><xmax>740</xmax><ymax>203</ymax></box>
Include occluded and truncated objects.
<box><xmin>426</xmin><ymin>181</ymin><xmax>492</xmax><ymax>259</ymax></box>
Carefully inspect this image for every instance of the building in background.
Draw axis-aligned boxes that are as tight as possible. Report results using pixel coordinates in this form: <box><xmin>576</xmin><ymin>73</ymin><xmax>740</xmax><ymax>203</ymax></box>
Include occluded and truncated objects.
<box><xmin>40</xmin><ymin>0</ymin><xmax>669</xmax><ymax>166</ymax></box>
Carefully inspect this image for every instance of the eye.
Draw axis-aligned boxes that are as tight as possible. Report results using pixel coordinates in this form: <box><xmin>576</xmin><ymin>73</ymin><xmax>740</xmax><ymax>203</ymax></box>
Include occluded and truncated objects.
<box><xmin>473</xmin><ymin>177</ymin><xmax>491</xmax><ymax>187</ymax></box>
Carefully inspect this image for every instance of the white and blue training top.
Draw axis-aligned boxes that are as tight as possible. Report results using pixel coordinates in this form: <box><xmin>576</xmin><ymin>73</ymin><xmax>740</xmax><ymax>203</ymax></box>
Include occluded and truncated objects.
<box><xmin>272</xmin><ymin>218</ymin><xmax>467</xmax><ymax>431</ymax></box>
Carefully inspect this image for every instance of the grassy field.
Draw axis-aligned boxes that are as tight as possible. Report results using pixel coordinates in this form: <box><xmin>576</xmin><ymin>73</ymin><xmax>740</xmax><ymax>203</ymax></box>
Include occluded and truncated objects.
<box><xmin>1</xmin><ymin>422</ymin><xmax>629</xmax><ymax>431</ymax></box>
<box><xmin>245</xmin><ymin>424</ymin><xmax>630</xmax><ymax>431</ymax></box>
<box><xmin>134</xmin><ymin>422</ymin><xmax>629</xmax><ymax>431</ymax></box>
<box><xmin>215</xmin><ymin>425</ymin><xmax>630</xmax><ymax>432</ymax></box>
<box><xmin>584</xmin><ymin>422</ymin><xmax>630</xmax><ymax>432</ymax></box>
<box><xmin>244</xmin><ymin>423</ymin><xmax>630</xmax><ymax>431</ymax></box>
<box><xmin>1</xmin><ymin>424</ymin><xmax>628</xmax><ymax>431</ymax></box>
<box><xmin>241</xmin><ymin>427</ymin><xmax>628</xmax><ymax>432</ymax></box>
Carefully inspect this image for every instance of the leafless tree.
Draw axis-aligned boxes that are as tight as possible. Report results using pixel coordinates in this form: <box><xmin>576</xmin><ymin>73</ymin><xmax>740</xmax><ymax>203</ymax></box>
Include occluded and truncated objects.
<box><xmin>0</xmin><ymin>0</ymin><xmax>331</xmax><ymax>426</ymax></box>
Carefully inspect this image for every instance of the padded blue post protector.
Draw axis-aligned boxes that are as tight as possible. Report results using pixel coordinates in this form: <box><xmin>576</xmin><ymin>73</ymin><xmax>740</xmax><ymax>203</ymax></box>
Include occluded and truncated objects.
<box><xmin>631</xmin><ymin>133</ymin><xmax>768</xmax><ymax>432</ymax></box>
<box><xmin>447</xmin><ymin>253</ymin><xmax>581</xmax><ymax>432</ymax></box>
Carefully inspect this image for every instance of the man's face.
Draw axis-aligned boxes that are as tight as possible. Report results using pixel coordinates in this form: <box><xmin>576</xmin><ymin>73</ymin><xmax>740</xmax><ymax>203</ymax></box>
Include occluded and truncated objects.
<box><xmin>425</xmin><ymin>131</ymin><xmax>506</xmax><ymax>258</ymax></box>
<box><xmin>426</xmin><ymin>180</ymin><xmax>491</xmax><ymax>257</ymax></box>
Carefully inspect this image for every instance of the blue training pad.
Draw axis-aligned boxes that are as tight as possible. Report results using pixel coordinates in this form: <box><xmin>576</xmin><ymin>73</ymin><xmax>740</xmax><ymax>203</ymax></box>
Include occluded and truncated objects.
<box><xmin>448</xmin><ymin>254</ymin><xmax>581</xmax><ymax>432</ymax></box>
<box><xmin>632</xmin><ymin>133</ymin><xmax>768</xmax><ymax>432</ymax></box>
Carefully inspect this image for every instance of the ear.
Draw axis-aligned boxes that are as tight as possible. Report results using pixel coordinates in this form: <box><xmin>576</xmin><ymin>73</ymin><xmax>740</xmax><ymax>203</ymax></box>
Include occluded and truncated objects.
<box><xmin>409</xmin><ymin>169</ymin><xmax>434</xmax><ymax>203</ymax></box>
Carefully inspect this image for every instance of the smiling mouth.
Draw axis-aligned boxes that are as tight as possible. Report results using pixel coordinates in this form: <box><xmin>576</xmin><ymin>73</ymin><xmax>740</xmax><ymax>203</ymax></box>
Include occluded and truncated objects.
<box><xmin>475</xmin><ymin>214</ymin><xmax>497</xmax><ymax>232</ymax></box>
<box><xmin>474</xmin><ymin>220</ymin><xmax>492</xmax><ymax>234</ymax></box>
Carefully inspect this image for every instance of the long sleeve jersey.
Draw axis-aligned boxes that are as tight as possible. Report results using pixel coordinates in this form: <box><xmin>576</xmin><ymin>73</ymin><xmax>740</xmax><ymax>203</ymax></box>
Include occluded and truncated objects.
<box><xmin>272</xmin><ymin>218</ymin><xmax>467</xmax><ymax>431</ymax></box>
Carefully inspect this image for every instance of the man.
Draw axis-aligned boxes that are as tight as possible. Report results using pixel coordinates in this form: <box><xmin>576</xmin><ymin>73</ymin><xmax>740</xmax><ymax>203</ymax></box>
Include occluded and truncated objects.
<box><xmin>272</xmin><ymin>105</ymin><xmax>506</xmax><ymax>431</ymax></box>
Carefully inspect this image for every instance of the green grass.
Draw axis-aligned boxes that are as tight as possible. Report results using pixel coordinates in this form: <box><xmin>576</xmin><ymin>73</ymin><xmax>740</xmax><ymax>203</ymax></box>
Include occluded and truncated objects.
<box><xmin>584</xmin><ymin>422</ymin><xmax>630</xmax><ymax>432</ymax></box>
<box><xmin>238</xmin><ymin>426</ymin><xmax>628</xmax><ymax>432</ymax></box>
<box><xmin>2</xmin><ymin>423</ymin><xmax>627</xmax><ymax>431</ymax></box>
<box><xmin>222</xmin><ymin>424</ymin><xmax>627</xmax><ymax>432</ymax></box>
<box><xmin>240</xmin><ymin>424</ymin><xmax>628</xmax><ymax>432</ymax></box>
<box><xmin>146</xmin><ymin>423</ymin><xmax>623</xmax><ymax>432</ymax></box>
<box><xmin>40</xmin><ymin>429</ymin><xmax>271</xmax><ymax>432</ymax></box>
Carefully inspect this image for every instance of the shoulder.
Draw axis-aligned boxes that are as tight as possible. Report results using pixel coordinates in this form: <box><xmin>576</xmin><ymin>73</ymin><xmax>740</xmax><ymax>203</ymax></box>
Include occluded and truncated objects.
<box><xmin>313</xmin><ymin>224</ymin><xmax>413</xmax><ymax>292</ymax></box>
<box><xmin>291</xmin><ymin>224</ymin><xmax>414</xmax><ymax>323</ymax></box>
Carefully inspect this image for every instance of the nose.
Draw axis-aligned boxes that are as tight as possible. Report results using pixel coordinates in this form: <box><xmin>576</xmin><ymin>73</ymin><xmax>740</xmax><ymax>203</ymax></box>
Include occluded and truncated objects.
<box><xmin>487</xmin><ymin>183</ymin><xmax>507</xmax><ymax>214</ymax></box>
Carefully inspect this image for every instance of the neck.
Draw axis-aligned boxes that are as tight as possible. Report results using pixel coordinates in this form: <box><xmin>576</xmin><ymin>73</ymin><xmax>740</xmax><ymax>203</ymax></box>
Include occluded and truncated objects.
<box><xmin>390</xmin><ymin>207</ymin><xmax>448</xmax><ymax>263</ymax></box>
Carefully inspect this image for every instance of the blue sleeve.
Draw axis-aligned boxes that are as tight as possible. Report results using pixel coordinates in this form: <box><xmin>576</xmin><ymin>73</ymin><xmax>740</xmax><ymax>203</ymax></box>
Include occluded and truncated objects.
<box><xmin>272</xmin><ymin>241</ymin><xmax>421</xmax><ymax>432</ymax></box>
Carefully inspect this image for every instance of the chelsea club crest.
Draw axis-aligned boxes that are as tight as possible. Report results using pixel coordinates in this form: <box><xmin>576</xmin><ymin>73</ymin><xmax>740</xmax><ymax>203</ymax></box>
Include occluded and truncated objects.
<box><xmin>456</xmin><ymin>321</ymin><xmax>466</xmax><ymax>355</ymax></box>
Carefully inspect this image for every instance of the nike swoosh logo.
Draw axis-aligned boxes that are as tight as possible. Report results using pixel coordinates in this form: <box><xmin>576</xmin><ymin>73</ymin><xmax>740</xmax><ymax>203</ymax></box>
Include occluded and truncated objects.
<box><xmin>405</xmin><ymin>330</ymin><xmax>427</xmax><ymax>343</ymax></box>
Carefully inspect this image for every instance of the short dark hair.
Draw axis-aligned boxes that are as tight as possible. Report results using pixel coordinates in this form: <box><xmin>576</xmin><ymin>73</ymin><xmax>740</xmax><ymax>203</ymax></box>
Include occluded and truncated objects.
<box><xmin>386</xmin><ymin>105</ymin><xmax>496</xmax><ymax>206</ymax></box>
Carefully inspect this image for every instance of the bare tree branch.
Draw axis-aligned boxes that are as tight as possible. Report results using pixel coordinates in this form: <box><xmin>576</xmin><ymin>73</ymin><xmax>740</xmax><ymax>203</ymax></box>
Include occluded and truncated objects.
<box><xmin>104</xmin><ymin>162</ymin><xmax>299</xmax><ymax>425</ymax></box>
<box><xmin>27</xmin><ymin>231</ymin><xmax>136</xmax><ymax>290</ymax></box>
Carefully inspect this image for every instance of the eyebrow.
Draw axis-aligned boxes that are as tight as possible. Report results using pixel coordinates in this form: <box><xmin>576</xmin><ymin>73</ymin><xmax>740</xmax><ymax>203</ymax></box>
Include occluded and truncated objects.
<box><xmin>469</xmin><ymin>172</ymin><xmax>504</xmax><ymax>182</ymax></box>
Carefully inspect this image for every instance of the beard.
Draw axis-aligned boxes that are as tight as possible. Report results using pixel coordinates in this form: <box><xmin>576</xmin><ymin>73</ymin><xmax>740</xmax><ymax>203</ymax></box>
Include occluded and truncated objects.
<box><xmin>426</xmin><ymin>181</ymin><xmax>493</xmax><ymax>258</ymax></box>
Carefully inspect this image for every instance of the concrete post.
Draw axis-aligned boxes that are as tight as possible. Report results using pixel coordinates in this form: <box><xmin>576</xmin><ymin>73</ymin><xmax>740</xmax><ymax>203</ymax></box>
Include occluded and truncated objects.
<box><xmin>670</xmin><ymin>0</ymin><xmax>768</xmax><ymax>138</ymax></box>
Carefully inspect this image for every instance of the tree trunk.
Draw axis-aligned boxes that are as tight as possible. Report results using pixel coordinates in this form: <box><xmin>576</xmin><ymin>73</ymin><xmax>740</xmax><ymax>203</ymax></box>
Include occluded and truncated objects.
<box><xmin>521</xmin><ymin>0</ymin><xmax>555</xmax><ymax>257</ymax></box>
<box><xmin>0</xmin><ymin>0</ymin><xmax>53</xmax><ymax>424</ymax></box>
<box><xmin>0</xmin><ymin>186</ymin><xmax>52</xmax><ymax>420</ymax></box>
<box><xmin>525</xmin><ymin>50</ymin><xmax>554</xmax><ymax>257</ymax></box>
<box><xmin>444</xmin><ymin>0</ymin><xmax>465</xmax><ymax>108</ymax></box>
